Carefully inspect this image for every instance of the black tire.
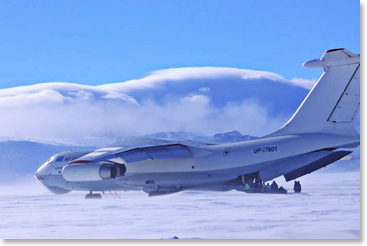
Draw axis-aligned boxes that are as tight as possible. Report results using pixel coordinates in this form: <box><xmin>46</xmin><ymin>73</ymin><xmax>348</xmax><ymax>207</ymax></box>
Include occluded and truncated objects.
<box><xmin>85</xmin><ymin>193</ymin><xmax>102</xmax><ymax>199</ymax></box>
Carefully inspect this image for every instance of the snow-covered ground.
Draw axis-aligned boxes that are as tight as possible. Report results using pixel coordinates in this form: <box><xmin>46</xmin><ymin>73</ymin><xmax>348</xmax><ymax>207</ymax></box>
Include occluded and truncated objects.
<box><xmin>0</xmin><ymin>171</ymin><xmax>360</xmax><ymax>239</ymax></box>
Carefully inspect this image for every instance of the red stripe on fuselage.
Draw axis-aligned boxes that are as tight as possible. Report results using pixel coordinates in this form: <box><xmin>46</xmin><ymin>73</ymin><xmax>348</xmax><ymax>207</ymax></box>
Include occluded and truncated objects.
<box><xmin>69</xmin><ymin>160</ymin><xmax>93</xmax><ymax>164</ymax></box>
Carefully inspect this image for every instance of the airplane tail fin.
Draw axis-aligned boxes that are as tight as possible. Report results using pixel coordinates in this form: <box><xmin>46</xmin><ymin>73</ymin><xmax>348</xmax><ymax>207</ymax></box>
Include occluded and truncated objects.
<box><xmin>267</xmin><ymin>48</ymin><xmax>360</xmax><ymax>138</ymax></box>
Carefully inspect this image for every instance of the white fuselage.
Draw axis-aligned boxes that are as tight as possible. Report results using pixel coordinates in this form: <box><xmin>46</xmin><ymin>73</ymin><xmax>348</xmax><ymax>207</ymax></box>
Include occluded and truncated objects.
<box><xmin>35</xmin><ymin>132</ymin><xmax>359</xmax><ymax>194</ymax></box>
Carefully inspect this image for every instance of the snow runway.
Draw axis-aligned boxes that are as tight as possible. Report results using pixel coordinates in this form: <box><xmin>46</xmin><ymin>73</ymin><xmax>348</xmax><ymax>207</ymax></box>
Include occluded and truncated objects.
<box><xmin>0</xmin><ymin>172</ymin><xmax>360</xmax><ymax>239</ymax></box>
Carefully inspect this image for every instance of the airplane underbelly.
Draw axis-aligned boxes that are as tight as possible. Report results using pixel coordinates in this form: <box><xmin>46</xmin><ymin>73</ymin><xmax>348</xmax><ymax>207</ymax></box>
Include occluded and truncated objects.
<box><xmin>119</xmin><ymin>171</ymin><xmax>232</xmax><ymax>188</ymax></box>
<box><xmin>125</xmin><ymin>158</ymin><xmax>197</xmax><ymax>173</ymax></box>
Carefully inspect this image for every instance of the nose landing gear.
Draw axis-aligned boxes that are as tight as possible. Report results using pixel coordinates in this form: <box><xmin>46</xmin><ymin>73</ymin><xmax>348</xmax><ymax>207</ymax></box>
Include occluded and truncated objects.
<box><xmin>85</xmin><ymin>191</ymin><xmax>102</xmax><ymax>199</ymax></box>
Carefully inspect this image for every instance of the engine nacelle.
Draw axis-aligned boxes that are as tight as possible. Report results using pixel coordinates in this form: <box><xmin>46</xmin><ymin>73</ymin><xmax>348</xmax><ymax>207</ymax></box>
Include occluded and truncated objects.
<box><xmin>62</xmin><ymin>163</ymin><xmax>126</xmax><ymax>182</ymax></box>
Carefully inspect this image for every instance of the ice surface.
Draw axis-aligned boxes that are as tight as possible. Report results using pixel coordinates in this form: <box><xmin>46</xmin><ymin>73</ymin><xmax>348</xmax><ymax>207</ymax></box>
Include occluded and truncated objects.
<box><xmin>0</xmin><ymin>172</ymin><xmax>360</xmax><ymax>239</ymax></box>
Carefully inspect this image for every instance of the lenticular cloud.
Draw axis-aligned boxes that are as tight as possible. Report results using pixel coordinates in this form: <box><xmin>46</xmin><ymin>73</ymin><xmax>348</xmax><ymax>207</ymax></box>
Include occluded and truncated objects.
<box><xmin>0</xmin><ymin>67</ymin><xmax>312</xmax><ymax>145</ymax></box>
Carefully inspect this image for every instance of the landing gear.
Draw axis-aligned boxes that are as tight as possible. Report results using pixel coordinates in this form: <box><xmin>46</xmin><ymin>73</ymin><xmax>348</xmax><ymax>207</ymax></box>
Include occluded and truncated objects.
<box><xmin>85</xmin><ymin>191</ymin><xmax>102</xmax><ymax>199</ymax></box>
<box><xmin>243</xmin><ymin>172</ymin><xmax>287</xmax><ymax>194</ymax></box>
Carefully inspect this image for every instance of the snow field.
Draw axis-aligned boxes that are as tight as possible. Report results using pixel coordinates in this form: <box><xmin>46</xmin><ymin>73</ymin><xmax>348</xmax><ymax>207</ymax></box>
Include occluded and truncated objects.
<box><xmin>0</xmin><ymin>172</ymin><xmax>359</xmax><ymax>239</ymax></box>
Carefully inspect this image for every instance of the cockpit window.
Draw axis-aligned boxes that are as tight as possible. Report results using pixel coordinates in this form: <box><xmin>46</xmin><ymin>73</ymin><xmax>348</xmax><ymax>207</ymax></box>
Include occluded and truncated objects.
<box><xmin>45</xmin><ymin>155</ymin><xmax>56</xmax><ymax>164</ymax></box>
<box><xmin>56</xmin><ymin>156</ymin><xmax>64</xmax><ymax>162</ymax></box>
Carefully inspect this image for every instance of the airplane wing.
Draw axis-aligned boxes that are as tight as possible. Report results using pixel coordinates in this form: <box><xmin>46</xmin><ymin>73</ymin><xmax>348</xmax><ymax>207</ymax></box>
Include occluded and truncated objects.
<box><xmin>70</xmin><ymin>138</ymin><xmax>213</xmax><ymax>165</ymax></box>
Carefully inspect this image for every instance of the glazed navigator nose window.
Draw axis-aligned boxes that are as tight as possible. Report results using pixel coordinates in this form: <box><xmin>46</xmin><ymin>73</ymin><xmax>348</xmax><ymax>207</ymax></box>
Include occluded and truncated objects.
<box><xmin>45</xmin><ymin>155</ymin><xmax>56</xmax><ymax>164</ymax></box>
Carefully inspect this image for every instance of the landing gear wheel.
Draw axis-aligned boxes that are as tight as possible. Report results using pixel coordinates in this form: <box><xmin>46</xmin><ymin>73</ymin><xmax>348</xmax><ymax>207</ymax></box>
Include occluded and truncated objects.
<box><xmin>85</xmin><ymin>192</ymin><xmax>102</xmax><ymax>199</ymax></box>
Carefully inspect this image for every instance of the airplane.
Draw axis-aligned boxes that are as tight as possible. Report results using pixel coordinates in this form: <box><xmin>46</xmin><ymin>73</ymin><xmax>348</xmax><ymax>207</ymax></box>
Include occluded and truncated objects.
<box><xmin>35</xmin><ymin>48</ymin><xmax>360</xmax><ymax>199</ymax></box>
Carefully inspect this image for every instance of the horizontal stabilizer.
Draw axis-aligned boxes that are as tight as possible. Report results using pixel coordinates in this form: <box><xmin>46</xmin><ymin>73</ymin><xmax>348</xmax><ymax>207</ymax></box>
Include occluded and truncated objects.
<box><xmin>303</xmin><ymin>48</ymin><xmax>360</xmax><ymax>69</ymax></box>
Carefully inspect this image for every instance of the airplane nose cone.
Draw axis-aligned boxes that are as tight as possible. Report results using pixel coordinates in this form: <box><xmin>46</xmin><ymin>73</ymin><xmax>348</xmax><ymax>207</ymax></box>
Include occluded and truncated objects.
<box><xmin>34</xmin><ymin>168</ymin><xmax>72</xmax><ymax>195</ymax></box>
<box><xmin>34</xmin><ymin>169</ymin><xmax>44</xmax><ymax>182</ymax></box>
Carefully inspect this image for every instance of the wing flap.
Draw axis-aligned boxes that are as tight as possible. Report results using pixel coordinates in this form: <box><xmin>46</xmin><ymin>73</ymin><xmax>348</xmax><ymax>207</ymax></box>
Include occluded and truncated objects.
<box><xmin>145</xmin><ymin>145</ymin><xmax>193</xmax><ymax>159</ymax></box>
<box><xmin>71</xmin><ymin>143</ymin><xmax>195</xmax><ymax>165</ymax></box>
<box><xmin>115</xmin><ymin>149</ymin><xmax>151</xmax><ymax>163</ymax></box>
<box><xmin>115</xmin><ymin>144</ymin><xmax>193</xmax><ymax>163</ymax></box>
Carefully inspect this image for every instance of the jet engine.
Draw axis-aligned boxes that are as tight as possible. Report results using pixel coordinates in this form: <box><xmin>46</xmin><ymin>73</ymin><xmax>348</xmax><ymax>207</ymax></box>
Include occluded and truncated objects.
<box><xmin>62</xmin><ymin>163</ymin><xmax>126</xmax><ymax>182</ymax></box>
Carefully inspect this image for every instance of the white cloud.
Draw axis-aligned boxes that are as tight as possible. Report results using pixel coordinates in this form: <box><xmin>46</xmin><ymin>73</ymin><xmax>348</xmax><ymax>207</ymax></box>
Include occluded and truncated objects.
<box><xmin>0</xmin><ymin>67</ymin><xmax>314</xmax><ymax>145</ymax></box>
<box><xmin>199</xmin><ymin>87</ymin><xmax>211</xmax><ymax>93</ymax></box>
<box><xmin>67</xmin><ymin>90</ymin><xmax>95</xmax><ymax>101</ymax></box>
<box><xmin>98</xmin><ymin>67</ymin><xmax>290</xmax><ymax>93</ymax></box>
<box><xmin>0</xmin><ymin>82</ymin><xmax>137</xmax><ymax>104</ymax></box>
<box><xmin>290</xmin><ymin>78</ymin><xmax>317</xmax><ymax>89</ymax></box>
<box><xmin>0</xmin><ymin>89</ymin><xmax>71</xmax><ymax>107</ymax></box>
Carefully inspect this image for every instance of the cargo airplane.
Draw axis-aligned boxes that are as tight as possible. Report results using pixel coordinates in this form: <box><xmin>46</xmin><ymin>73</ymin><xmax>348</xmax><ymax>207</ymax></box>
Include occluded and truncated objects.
<box><xmin>35</xmin><ymin>48</ymin><xmax>360</xmax><ymax>198</ymax></box>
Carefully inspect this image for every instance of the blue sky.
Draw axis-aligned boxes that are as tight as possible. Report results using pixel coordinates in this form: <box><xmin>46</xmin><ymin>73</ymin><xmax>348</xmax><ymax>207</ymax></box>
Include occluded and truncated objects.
<box><xmin>0</xmin><ymin>0</ymin><xmax>360</xmax><ymax>89</ymax></box>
